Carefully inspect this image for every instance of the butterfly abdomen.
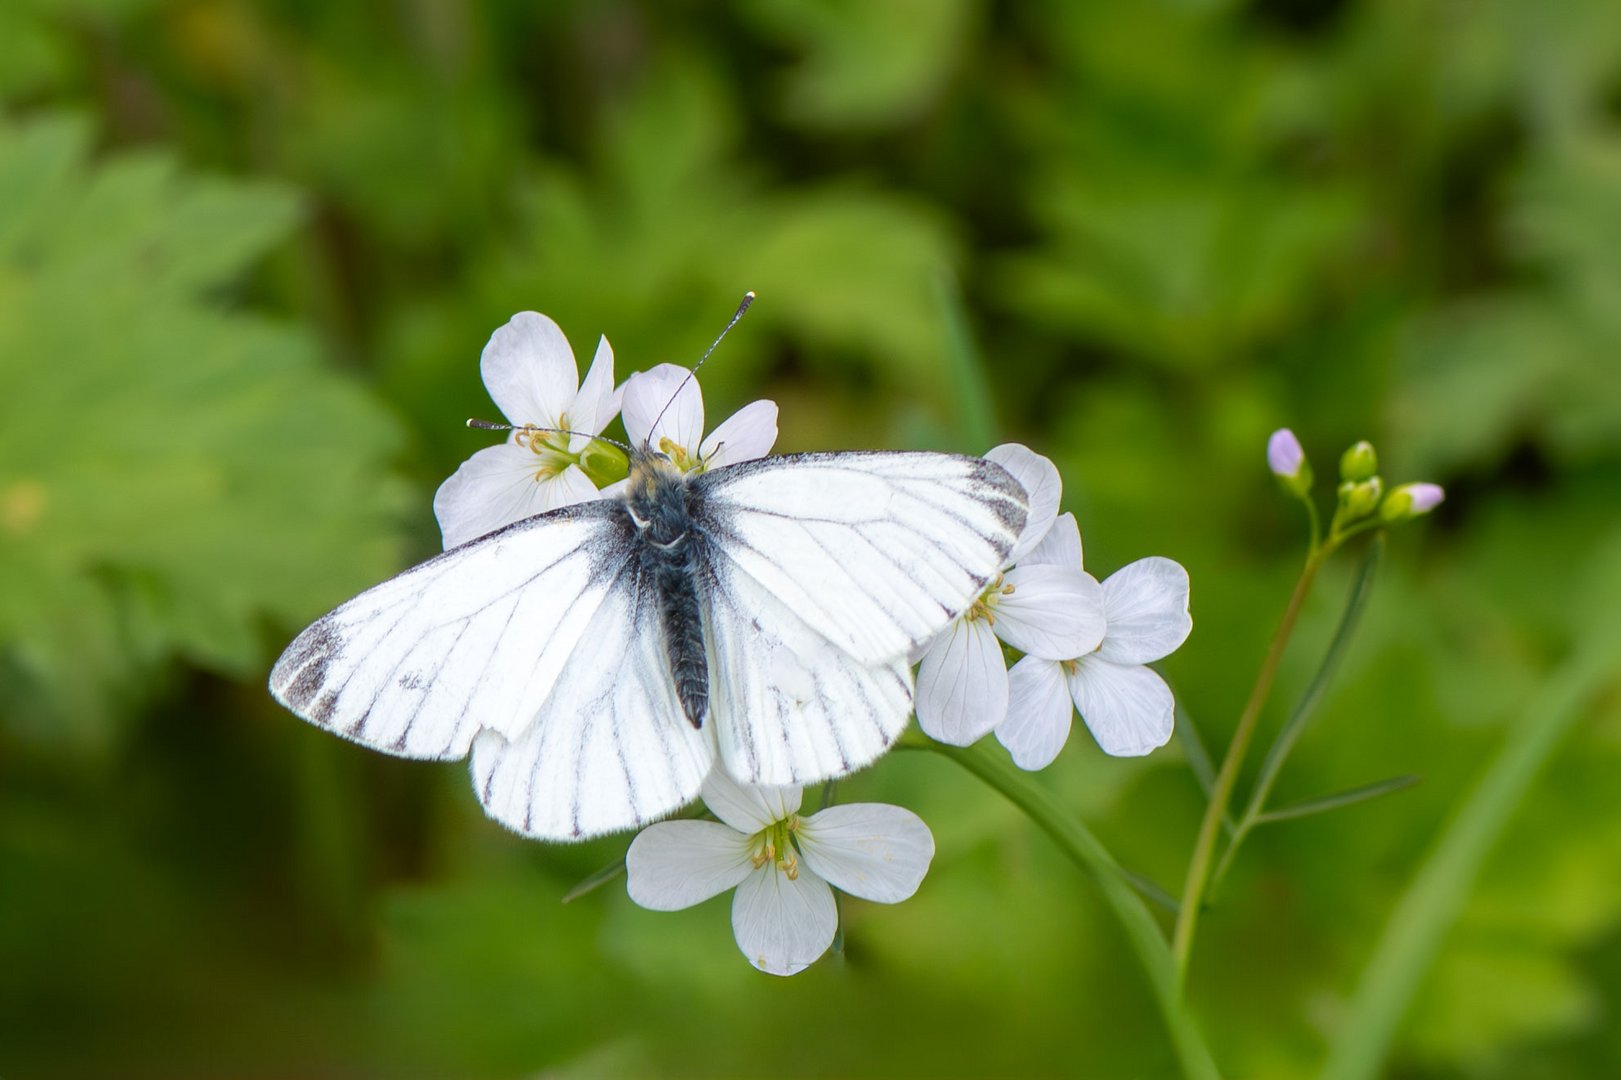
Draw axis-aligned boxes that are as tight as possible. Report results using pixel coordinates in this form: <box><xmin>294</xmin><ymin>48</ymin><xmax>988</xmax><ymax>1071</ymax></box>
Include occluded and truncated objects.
<box><xmin>627</xmin><ymin>454</ymin><xmax>710</xmax><ymax>728</ymax></box>
<box><xmin>649</xmin><ymin>539</ymin><xmax>708</xmax><ymax>728</ymax></box>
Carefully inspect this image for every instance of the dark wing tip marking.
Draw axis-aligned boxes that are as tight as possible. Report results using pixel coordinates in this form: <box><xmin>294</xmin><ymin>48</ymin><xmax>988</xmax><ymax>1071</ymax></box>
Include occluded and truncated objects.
<box><xmin>271</xmin><ymin>616</ymin><xmax>343</xmax><ymax>711</ymax></box>
<box><xmin>969</xmin><ymin>456</ymin><xmax>1031</xmax><ymax>538</ymax></box>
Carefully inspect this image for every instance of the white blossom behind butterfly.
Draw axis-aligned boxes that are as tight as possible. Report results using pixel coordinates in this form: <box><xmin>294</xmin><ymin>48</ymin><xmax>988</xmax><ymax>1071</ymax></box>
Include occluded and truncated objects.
<box><xmin>995</xmin><ymin>513</ymin><xmax>1192</xmax><ymax>768</ymax></box>
<box><xmin>620</xmin><ymin>362</ymin><xmax>778</xmax><ymax>474</ymax></box>
<box><xmin>914</xmin><ymin>444</ymin><xmax>1106</xmax><ymax>746</ymax></box>
<box><xmin>433</xmin><ymin>312</ymin><xmax>621</xmax><ymax>549</ymax></box>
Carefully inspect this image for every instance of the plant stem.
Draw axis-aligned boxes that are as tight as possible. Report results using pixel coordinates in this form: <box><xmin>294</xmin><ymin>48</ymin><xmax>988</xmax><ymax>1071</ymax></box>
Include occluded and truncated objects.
<box><xmin>910</xmin><ymin>738</ymin><xmax>1221</xmax><ymax>1080</ymax></box>
<box><xmin>1210</xmin><ymin>537</ymin><xmax>1383</xmax><ymax>890</ymax></box>
<box><xmin>1170</xmin><ymin>546</ymin><xmax>1326</xmax><ymax>983</ymax></box>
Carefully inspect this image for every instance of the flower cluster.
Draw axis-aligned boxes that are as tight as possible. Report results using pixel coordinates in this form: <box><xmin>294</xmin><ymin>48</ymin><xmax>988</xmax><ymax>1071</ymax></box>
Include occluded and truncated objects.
<box><xmin>1267</xmin><ymin>427</ymin><xmax>1445</xmax><ymax>530</ymax></box>
<box><xmin>437</xmin><ymin>311</ymin><xmax>1192</xmax><ymax>978</ymax></box>
<box><xmin>433</xmin><ymin>313</ymin><xmax>777</xmax><ymax>549</ymax></box>
<box><xmin>915</xmin><ymin>445</ymin><xmax>1192</xmax><ymax>769</ymax></box>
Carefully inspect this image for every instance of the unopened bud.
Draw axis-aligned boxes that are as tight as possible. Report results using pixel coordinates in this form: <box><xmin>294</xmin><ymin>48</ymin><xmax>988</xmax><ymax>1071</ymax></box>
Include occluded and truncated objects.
<box><xmin>1268</xmin><ymin>428</ymin><xmax>1313</xmax><ymax>497</ymax></box>
<box><xmin>1339</xmin><ymin>477</ymin><xmax>1384</xmax><ymax>521</ymax></box>
<box><xmin>578</xmin><ymin>440</ymin><xmax>630</xmax><ymax>487</ymax></box>
<box><xmin>1380</xmin><ymin>482</ymin><xmax>1446</xmax><ymax>523</ymax></box>
<box><xmin>1340</xmin><ymin>441</ymin><xmax>1378</xmax><ymax>482</ymax></box>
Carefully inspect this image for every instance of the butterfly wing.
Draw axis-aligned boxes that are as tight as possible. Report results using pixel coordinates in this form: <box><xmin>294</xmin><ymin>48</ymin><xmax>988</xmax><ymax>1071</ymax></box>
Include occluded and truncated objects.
<box><xmin>693</xmin><ymin>451</ymin><xmax>1028</xmax><ymax>785</ymax></box>
<box><xmin>269</xmin><ymin>500</ymin><xmax>711</xmax><ymax>840</ymax></box>
<box><xmin>469</xmin><ymin>554</ymin><xmax>713</xmax><ymax>840</ymax></box>
<box><xmin>700</xmin><ymin>558</ymin><xmax>913</xmax><ymax>785</ymax></box>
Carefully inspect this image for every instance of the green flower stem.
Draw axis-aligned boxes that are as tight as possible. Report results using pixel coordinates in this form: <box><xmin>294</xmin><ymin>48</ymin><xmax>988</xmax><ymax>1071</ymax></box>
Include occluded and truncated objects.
<box><xmin>1304</xmin><ymin>493</ymin><xmax>1324</xmax><ymax>552</ymax></box>
<box><xmin>1320</xmin><ymin>635</ymin><xmax>1618</xmax><ymax>1080</ymax></box>
<box><xmin>1211</xmin><ymin>537</ymin><xmax>1383</xmax><ymax>890</ymax></box>
<box><xmin>908</xmin><ymin>736</ymin><xmax>1221</xmax><ymax>1080</ymax></box>
<box><xmin>1171</xmin><ymin>545</ymin><xmax>1327</xmax><ymax>983</ymax></box>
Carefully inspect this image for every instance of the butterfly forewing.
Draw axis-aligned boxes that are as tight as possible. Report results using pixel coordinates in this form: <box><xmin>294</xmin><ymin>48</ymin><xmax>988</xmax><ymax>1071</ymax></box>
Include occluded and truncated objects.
<box><xmin>269</xmin><ymin>502</ymin><xmax>633</xmax><ymax>760</ymax></box>
<box><xmin>692</xmin><ymin>452</ymin><xmax>1028</xmax><ymax>665</ymax></box>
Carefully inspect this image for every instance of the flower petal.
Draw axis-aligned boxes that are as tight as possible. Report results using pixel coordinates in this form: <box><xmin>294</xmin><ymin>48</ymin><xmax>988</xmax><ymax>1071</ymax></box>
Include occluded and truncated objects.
<box><xmin>702</xmin><ymin>768</ymin><xmax>802</xmax><ymax>834</ymax></box>
<box><xmin>732</xmin><ymin>865</ymin><xmax>837</xmax><ymax>976</ymax></box>
<box><xmin>914</xmin><ymin>618</ymin><xmax>1008</xmax><ymax>746</ymax></box>
<box><xmin>985</xmin><ymin>443</ymin><xmax>1062</xmax><ymax>565</ymax></box>
<box><xmin>1023</xmin><ymin>511</ymin><xmax>1084</xmax><ymax>570</ymax></box>
<box><xmin>699</xmin><ymin>399</ymin><xmax>778</xmax><ymax>468</ymax></box>
<box><xmin>995</xmin><ymin>655</ymin><xmax>1075</xmax><ymax>771</ymax></box>
<box><xmin>1097</xmin><ymin>557</ymin><xmax>1192</xmax><ymax>665</ymax></box>
<box><xmin>625</xmin><ymin>820</ymin><xmax>754</xmax><ymax>911</ymax></box>
<box><xmin>1066</xmin><ymin>658</ymin><xmax>1175</xmax><ymax>757</ymax></box>
<box><xmin>480</xmin><ymin>312</ymin><xmax>579</xmax><ymax>429</ymax></box>
<box><xmin>993</xmin><ymin>564</ymin><xmax>1106</xmax><ymax>660</ymax></box>
<box><xmin>796</xmin><ymin>803</ymin><xmax>934</xmax><ymax>903</ymax></box>
<box><xmin>432</xmin><ymin>445</ymin><xmax>598</xmax><ymax>549</ymax></box>
<box><xmin>622</xmin><ymin>363</ymin><xmax>704</xmax><ymax>455</ymax></box>
<box><xmin>567</xmin><ymin>335</ymin><xmax>618</xmax><ymax>452</ymax></box>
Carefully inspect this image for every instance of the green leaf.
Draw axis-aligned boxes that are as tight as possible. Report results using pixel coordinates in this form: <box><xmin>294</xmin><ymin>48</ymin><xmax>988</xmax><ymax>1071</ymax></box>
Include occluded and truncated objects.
<box><xmin>0</xmin><ymin>114</ymin><xmax>408</xmax><ymax>741</ymax></box>
<box><xmin>932</xmin><ymin>270</ymin><xmax>997</xmax><ymax>453</ymax></box>
<box><xmin>560</xmin><ymin>858</ymin><xmax>628</xmax><ymax>905</ymax></box>
<box><xmin>740</xmin><ymin>0</ymin><xmax>974</xmax><ymax>130</ymax></box>
<box><xmin>1253</xmin><ymin>774</ymin><xmax>1420</xmax><ymax>825</ymax></box>
<box><xmin>1320</xmin><ymin>633</ymin><xmax>1619</xmax><ymax>1080</ymax></box>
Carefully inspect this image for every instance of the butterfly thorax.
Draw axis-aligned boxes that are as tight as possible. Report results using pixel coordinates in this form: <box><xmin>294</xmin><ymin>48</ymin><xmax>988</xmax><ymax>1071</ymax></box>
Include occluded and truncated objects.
<box><xmin>623</xmin><ymin>448</ymin><xmax>709</xmax><ymax>729</ymax></box>
<box><xmin>623</xmin><ymin>450</ymin><xmax>692</xmax><ymax>545</ymax></box>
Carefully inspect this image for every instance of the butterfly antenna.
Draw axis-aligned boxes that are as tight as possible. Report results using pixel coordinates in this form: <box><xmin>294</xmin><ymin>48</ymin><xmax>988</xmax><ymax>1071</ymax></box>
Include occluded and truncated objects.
<box><xmin>466</xmin><ymin>418</ymin><xmax>633</xmax><ymax>455</ymax></box>
<box><xmin>645</xmin><ymin>291</ymin><xmax>756</xmax><ymax>446</ymax></box>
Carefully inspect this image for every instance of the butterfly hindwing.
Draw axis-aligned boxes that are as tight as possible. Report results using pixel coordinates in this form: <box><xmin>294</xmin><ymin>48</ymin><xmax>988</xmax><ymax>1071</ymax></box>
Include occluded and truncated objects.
<box><xmin>469</xmin><ymin>551</ymin><xmax>712</xmax><ymax>840</ymax></box>
<box><xmin>701</xmin><ymin>545</ymin><xmax>914</xmax><ymax>787</ymax></box>
<box><xmin>691</xmin><ymin>450</ymin><xmax>1027</xmax><ymax>787</ymax></box>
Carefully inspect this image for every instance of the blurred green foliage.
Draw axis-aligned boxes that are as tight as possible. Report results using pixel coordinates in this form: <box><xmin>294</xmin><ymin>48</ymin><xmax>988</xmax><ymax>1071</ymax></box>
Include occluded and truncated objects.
<box><xmin>1</xmin><ymin>1</ymin><xmax>1618</xmax><ymax>1077</ymax></box>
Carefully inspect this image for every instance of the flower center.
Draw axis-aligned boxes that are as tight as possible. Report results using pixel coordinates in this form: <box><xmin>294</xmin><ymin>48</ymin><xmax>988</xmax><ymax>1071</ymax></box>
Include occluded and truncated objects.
<box><xmin>965</xmin><ymin>573</ymin><xmax>1016</xmax><ymax>626</ymax></box>
<box><xmin>657</xmin><ymin>435</ymin><xmax>702</xmax><ymax>473</ymax></box>
<box><xmin>750</xmin><ymin>815</ymin><xmax>803</xmax><ymax>880</ymax></box>
<box><xmin>514</xmin><ymin>421</ymin><xmax>580</xmax><ymax>481</ymax></box>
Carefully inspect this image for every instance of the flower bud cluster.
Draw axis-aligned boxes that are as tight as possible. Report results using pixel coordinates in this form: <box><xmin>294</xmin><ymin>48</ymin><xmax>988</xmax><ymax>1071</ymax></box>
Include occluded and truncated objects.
<box><xmin>1266</xmin><ymin>428</ymin><xmax>1444</xmax><ymax>535</ymax></box>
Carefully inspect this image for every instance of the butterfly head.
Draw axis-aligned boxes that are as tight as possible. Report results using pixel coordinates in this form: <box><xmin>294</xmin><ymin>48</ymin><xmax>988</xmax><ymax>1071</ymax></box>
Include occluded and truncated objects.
<box><xmin>625</xmin><ymin>442</ymin><xmax>686</xmax><ymax>495</ymax></box>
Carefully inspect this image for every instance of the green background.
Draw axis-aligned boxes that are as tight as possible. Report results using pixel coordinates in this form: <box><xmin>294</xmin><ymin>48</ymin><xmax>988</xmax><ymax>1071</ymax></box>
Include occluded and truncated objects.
<box><xmin>2</xmin><ymin>1</ymin><xmax>1619</xmax><ymax>1077</ymax></box>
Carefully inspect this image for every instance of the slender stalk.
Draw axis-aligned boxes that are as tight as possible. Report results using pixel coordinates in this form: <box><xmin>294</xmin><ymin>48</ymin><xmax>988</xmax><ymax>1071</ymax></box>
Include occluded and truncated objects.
<box><xmin>1211</xmin><ymin>538</ymin><xmax>1383</xmax><ymax>889</ymax></box>
<box><xmin>1171</xmin><ymin>547</ymin><xmax>1326</xmax><ymax>982</ymax></box>
<box><xmin>1245</xmin><ymin>538</ymin><xmax>1382</xmax><ymax>824</ymax></box>
<box><xmin>908</xmin><ymin>738</ymin><xmax>1221</xmax><ymax>1080</ymax></box>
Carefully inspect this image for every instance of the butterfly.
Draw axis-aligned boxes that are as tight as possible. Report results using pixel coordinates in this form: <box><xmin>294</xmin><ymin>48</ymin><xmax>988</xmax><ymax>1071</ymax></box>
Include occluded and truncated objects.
<box><xmin>269</xmin><ymin>319</ymin><xmax>1029</xmax><ymax>843</ymax></box>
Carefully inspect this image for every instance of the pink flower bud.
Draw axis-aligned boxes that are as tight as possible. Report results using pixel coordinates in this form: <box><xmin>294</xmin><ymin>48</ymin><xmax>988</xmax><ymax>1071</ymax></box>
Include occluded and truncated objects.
<box><xmin>1408</xmin><ymin>483</ymin><xmax>1445</xmax><ymax>513</ymax></box>
<box><xmin>1268</xmin><ymin>429</ymin><xmax>1304</xmax><ymax>478</ymax></box>
<box><xmin>1380</xmin><ymin>482</ymin><xmax>1446</xmax><ymax>522</ymax></box>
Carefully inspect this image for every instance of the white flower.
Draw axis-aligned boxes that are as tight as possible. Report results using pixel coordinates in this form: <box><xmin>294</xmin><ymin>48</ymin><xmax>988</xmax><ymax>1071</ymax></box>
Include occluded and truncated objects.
<box><xmin>625</xmin><ymin>769</ymin><xmax>934</xmax><ymax>977</ymax></box>
<box><xmin>995</xmin><ymin>513</ymin><xmax>1192</xmax><ymax>769</ymax></box>
<box><xmin>620</xmin><ymin>363</ymin><xmax>778</xmax><ymax>472</ymax></box>
<box><xmin>433</xmin><ymin>312</ymin><xmax>621</xmax><ymax>549</ymax></box>
<box><xmin>913</xmin><ymin>444</ymin><xmax>1107</xmax><ymax>746</ymax></box>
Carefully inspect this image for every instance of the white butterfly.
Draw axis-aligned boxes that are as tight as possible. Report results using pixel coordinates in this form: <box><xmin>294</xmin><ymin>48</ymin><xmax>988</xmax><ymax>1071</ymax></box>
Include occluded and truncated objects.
<box><xmin>270</xmin><ymin>380</ymin><xmax>1028</xmax><ymax>845</ymax></box>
